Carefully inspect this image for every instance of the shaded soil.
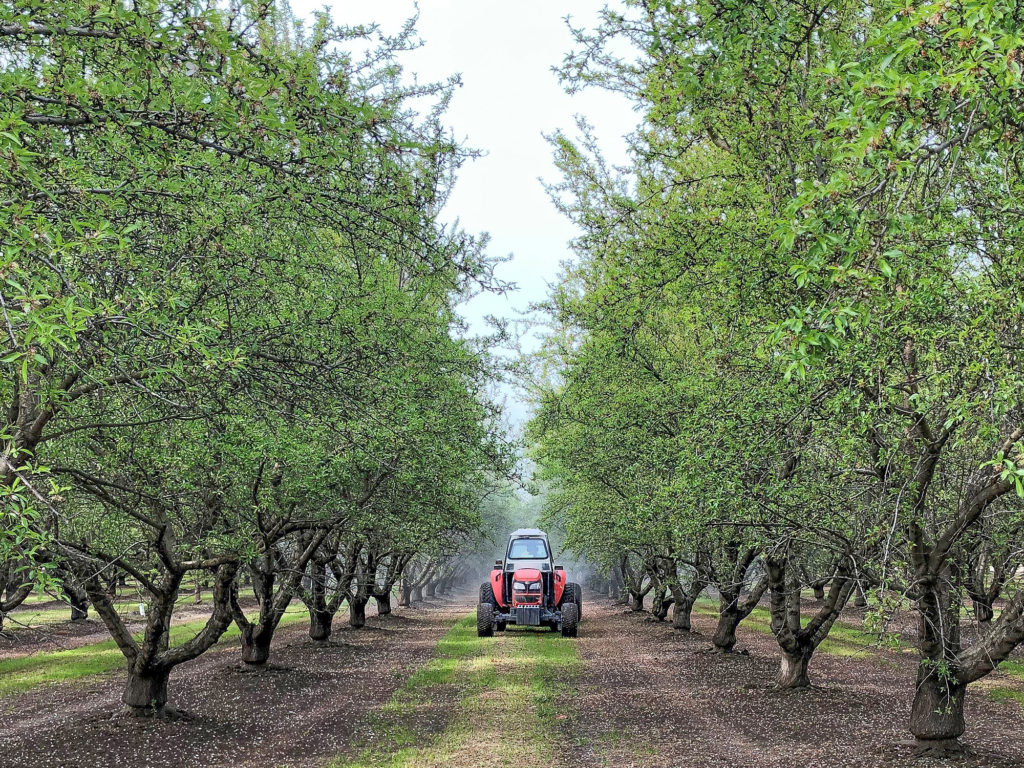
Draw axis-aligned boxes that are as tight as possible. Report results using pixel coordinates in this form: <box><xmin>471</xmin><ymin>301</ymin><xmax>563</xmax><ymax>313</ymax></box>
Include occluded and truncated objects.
<box><xmin>558</xmin><ymin>595</ymin><xmax>1024</xmax><ymax>768</ymax></box>
<box><xmin>0</xmin><ymin>595</ymin><xmax>468</xmax><ymax>768</ymax></box>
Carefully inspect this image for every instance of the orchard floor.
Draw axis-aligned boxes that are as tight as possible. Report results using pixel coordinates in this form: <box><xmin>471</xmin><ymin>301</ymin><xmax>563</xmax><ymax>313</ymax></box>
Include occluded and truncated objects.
<box><xmin>2</xmin><ymin>592</ymin><xmax>1024</xmax><ymax>768</ymax></box>
<box><xmin>559</xmin><ymin>596</ymin><xmax>1024</xmax><ymax>768</ymax></box>
<box><xmin>0</xmin><ymin>597</ymin><xmax>467</xmax><ymax>768</ymax></box>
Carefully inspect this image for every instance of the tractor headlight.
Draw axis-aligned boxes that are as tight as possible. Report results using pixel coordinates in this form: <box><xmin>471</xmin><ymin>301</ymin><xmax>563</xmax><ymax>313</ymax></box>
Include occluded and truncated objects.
<box><xmin>528</xmin><ymin>582</ymin><xmax>541</xmax><ymax>592</ymax></box>
<box><xmin>513</xmin><ymin>581</ymin><xmax>527</xmax><ymax>591</ymax></box>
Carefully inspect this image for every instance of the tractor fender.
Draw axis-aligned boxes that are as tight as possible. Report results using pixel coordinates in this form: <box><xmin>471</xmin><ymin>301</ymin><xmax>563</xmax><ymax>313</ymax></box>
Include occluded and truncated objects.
<box><xmin>490</xmin><ymin>569</ymin><xmax>506</xmax><ymax>608</ymax></box>
<box><xmin>553</xmin><ymin>569</ymin><xmax>567</xmax><ymax>606</ymax></box>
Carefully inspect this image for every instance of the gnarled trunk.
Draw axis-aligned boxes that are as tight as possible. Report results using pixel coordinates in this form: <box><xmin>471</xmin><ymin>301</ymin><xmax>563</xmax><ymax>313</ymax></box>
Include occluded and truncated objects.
<box><xmin>411</xmin><ymin>585</ymin><xmax>423</xmax><ymax>603</ymax></box>
<box><xmin>777</xmin><ymin>650</ymin><xmax>812</xmax><ymax>689</ymax></box>
<box><xmin>910</xmin><ymin>665</ymin><xmax>966</xmax><ymax>755</ymax></box>
<box><xmin>651</xmin><ymin>587</ymin><xmax>672</xmax><ymax>621</ymax></box>
<box><xmin>712</xmin><ymin>607</ymin><xmax>742</xmax><ymax>652</ymax></box>
<box><xmin>70</xmin><ymin>594</ymin><xmax>89</xmax><ymax>621</ymax></box>
<box><xmin>628</xmin><ymin>589</ymin><xmax>645</xmax><ymax>612</ymax></box>
<box><xmin>123</xmin><ymin>666</ymin><xmax>171</xmax><ymax>714</ymax></box>
<box><xmin>399</xmin><ymin>582</ymin><xmax>412</xmax><ymax>607</ymax></box>
<box><xmin>239</xmin><ymin>625</ymin><xmax>273</xmax><ymax>665</ymax></box>
<box><xmin>349</xmin><ymin>596</ymin><xmax>368</xmax><ymax>628</ymax></box>
<box><xmin>670</xmin><ymin>587</ymin><xmax>696</xmax><ymax>631</ymax></box>
<box><xmin>971</xmin><ymin>595</ymin><xmax>994</xmax><ymax>624</ymax></box>
<box><xmin>309</xmin><ymin>609</ymin><xmax>333</xmax><ymax>642</ymax></box>
<box><xmin>375</xmin><ymin>592</ymin><xmax>392</xmax><ymax>616</ymax></box>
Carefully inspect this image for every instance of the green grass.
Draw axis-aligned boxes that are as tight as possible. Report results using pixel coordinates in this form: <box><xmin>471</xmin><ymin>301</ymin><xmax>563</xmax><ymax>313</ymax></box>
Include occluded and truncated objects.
<box><xmin>331</xmin><ymin>615</ymin><xmax>581</xmax><ymax>768</ymax></box>
<box><xmin>0</xmin><ymin>604</ymin><xmax>307</xmax><ymax>698</ymax></box>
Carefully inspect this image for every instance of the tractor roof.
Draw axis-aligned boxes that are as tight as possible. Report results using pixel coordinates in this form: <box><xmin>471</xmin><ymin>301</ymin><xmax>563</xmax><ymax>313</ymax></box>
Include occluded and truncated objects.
<box><xmin>509</xmin><ymin>528</ymin><xmax>548</xmax><ymax>539</ymax></box>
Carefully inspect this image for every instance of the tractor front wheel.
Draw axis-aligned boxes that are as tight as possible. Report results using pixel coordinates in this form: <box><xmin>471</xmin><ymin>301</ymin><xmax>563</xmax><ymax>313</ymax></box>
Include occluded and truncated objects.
<box><xmin>560</xmin><ymin>603</ymin><xmax>579</xmax><ymax>638</ymax></box>
<box><xmin>480</xmin><ymin>582</ymin><xmax>497</xmax><ymax>606</ymax></box>
<box><xmin>477</xmin><ymin>602</ymin><xmax>495</xmax><ymax>637</ymax></box>
<box><xmin>496</xmin><ymin>621</ymin><xmax>507</xmax><ymax>632</ymax></box>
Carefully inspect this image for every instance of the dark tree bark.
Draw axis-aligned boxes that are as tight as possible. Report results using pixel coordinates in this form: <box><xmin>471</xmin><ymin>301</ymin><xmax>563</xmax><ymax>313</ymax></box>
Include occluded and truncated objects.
<box><xmin>766</xmin><ymin>555</ymin><xmax>856</xmax><ymax>688</ymax></box>
<box><xmin>233</xmin><ymin>530</ymin><xmax>325</xmax><ymax>666</ymax></box>
<box><xmin>710</xmin><ymin>544</ymin><xmax>767</xmax><ymax>653</ymax></box>
<box><xmin>77</xmin><ymin>557</ymin><xmax>238</xmax><ymax>715</ymax></box>
<box><xmin>348</xmin><ymin>595</ymin><xmax>368</xmax><ymax>628</ymax></box>
<box><xmin>0</xmin><ymin>559</ymin><xmax>33</xmax><ymax>631</ymax></box>
<box><xmin>122</xmin><ymin>666</ymin><xmax>171</xmax><ymax>714</ymax></box>
<box><xmin>651</xmin><ymin>586</ymin><xmax>672</xmax><ymax>621</ymax></box>
<box><xmin>308</xmin><ymin>608</ymin><xmax>333</xmax><ymax>642</ymax></box>
<box><xmin>669</xmin><ymin>575</ymin><xmax>701</xmax><ymax>632</ymax></box>
<box><xmin>375</xmin><ymin>591</ymin><xmax>392</xmax><ymax>616</ymax></box>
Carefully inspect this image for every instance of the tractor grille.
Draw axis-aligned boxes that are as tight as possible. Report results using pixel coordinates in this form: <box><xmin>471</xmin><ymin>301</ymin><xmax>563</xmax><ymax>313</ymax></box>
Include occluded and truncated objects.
<box><xmin>515</xmin><ymin>606</ymin><xmax>541</xmax><ymax>626</ymax></box>
<box><xmin>513</xmin><ymin>592</ymin><xmax>540</xmax><ymax>605</ymax></box>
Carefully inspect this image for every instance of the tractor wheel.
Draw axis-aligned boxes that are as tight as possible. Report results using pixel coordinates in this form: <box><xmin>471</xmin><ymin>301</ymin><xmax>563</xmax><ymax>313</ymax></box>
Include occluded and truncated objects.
<box><xmin>496</xmin><ymin>621</ymin><xmax>507</xmax><ymax>632</ymax></box>
<box><xmin>480</xmin><ymin>582</ymin><xmax>497</xmax><ymax>606</ymax></box>
<box><xmin>477</xmin><ymin>602</ymin><xmax>495</xmax><ymax>637</ymax></box>
<box><xmin>569</xmin><ymin>582</ymin><xmax>583</xmax><ymax>621</ymax></box>
<box><xmin>560</xmin><ymin>603</ymin><xmax>579</xmax><ymax>638</ymax></box>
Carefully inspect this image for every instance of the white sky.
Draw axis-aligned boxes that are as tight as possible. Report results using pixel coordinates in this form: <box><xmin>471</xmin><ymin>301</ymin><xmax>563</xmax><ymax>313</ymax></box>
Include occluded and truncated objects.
<box><xmin>290</xmin><ymin>1</ymin><xmax>637</xmax><ymax>427</ymax></box>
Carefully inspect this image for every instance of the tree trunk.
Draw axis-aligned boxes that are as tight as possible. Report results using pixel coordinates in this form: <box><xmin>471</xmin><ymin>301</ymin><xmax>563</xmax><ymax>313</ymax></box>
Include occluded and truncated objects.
<box><xmin>69</xmin><ymin>593</ymin><xmax>89</xmax><ymax>621</ymax></box>
<box><xmin>122</xmin><ymin>666</ymin><xmax>170</xmax><ymax>714</ymax></box>
<box><xmin>425</xmin><ymin>581</ymin><xmax>437</xmax><ymax>599</ymax></box>
<box><xmin>854</xmin><ymin>583</ymin><xmax>868</xmax><ymax>608</ymax></box>
<box><xmin>909</xmin><ymin>664</ymin><xmax>966</xmax><ymax>755</ymax></box>
<box><xmin>777</xmin><ymin>650</ymin><xmax>812</xmax><ymax>689</ymax></box>
<box><xmin>812</xmin><ymin>583</ymin><xmax>825</xmax><ymax>601</ymax></box>
<box><xmin>375</xmin><ymin>592</ymin><xmax>392</xmax><ymax>616</ymax></box>
<box><xmin>713</xmin><ymin>607</ymin><xmax>742</xmax><ymax>652</ymax></box>
<box><xmin>608</xmin><ymin>581</ymin><xmax>619</xmax><ymax>600</ymax></box>
<box><xmin>193</xmin><ymin>579</ymin><xmax>203</xmax><ymax>605</ymax></box>
<box><xmin>239</xmin><ymin>625</ymin><xmax>273</xmax><ymax>665</ymax></box>
<box><xmin>309</xmin><ymin>609</ymin><xmax>333</xmax><ymax>642</ymax></box>
<box><xmin>349</xmin><ymin>597</ymin><xmax>368</xmax><ymax>628</ymax></box>
<box><xmin>399</xmin><ymin>582</ymin><xmax>412</xmax><ymax>607</ymax></box>
<box><xmin>411</xmin><ymin>585</ymin><xmax>423</xmax><ymax>603</ymax></box>
<box><xmin>628</xmin><ymin>589</ymin><xmax>645</xmax><ymax>612</ymax></box>
<box><xmin>671</xmin><ymin>589</ymin><xmax>695</xmax><ymax>631</ymax></box>
<box><xmin>972</xmin><ymin>596</ymin><xmax>994</xmax><ymax>624</ymax></box>
<box><xmin>651</xmin><ymin>587</ymin><xmax>671</xmax><ymax>621</ymax></box>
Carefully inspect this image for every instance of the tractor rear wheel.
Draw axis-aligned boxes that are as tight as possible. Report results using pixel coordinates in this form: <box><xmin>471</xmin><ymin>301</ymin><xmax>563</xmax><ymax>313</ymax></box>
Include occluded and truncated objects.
<box><xmin>480</xmin><ymin>582</ymin><xmax>497</xmax><ymax>606</ymax></box>
<box><xmin>568</xmin><ymin>582</ymin><xmax>583</xmax><ymax>621</ymax></box>
<box><xmin>477</xmin><ymin>602</ymin><xmax>495</xmax><ymax>637</ymax></box>
<box><xmin>560</xmin><ymin>603</ymin><xmax>579</xmax><ymax>637</ymax></box>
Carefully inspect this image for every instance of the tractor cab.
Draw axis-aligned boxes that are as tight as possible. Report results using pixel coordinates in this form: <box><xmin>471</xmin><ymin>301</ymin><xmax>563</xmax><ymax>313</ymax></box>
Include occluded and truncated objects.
<box><xmin>477</xmin><ymin>528</ymin><xmax>581</xmax><ymax>638</ymax></box>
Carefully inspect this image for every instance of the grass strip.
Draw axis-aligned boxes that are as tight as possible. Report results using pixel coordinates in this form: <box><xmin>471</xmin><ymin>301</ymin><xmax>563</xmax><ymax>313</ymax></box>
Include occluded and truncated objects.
<box><xmin>332</xmin><ymin>614</ymin><xmax>581</xmax><ymax>768</ymax></box>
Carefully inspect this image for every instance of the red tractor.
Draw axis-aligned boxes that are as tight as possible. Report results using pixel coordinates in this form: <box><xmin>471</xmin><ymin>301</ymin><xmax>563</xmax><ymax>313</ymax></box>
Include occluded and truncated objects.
<box><xmin>477</xmin><ymin>528</ymin><xmax>582</xmax><ymax>638</ymax></box>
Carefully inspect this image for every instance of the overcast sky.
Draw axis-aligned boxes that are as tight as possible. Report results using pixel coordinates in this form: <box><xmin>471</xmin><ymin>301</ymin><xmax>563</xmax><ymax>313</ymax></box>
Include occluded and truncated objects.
<box><xmin>290</xmin><ymin>1</ymin><xmax>637</xmax><ymax>427</ymax></box>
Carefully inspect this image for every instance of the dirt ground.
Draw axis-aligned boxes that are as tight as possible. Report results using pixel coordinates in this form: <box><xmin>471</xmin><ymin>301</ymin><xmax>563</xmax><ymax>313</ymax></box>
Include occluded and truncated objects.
<box><xmin>4</xmin><ymin>591</ymin><xmax>1024</xmax><ymax>768</ymax></box>
<box><xmin>0</xmin><ymin>596</ymin><xmax>466</xmax><ymax>768</ymax></box>
<box><xmin>558</xmin><ymin>595</ymin><xmax>1024</xmax><ymax>768</ymax></box>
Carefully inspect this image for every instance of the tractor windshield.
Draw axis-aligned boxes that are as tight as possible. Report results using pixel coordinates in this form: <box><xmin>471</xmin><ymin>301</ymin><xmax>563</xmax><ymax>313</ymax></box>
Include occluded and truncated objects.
<box><xmin>508</xmin><ymin>538</ymin><xmax>548</xmax><ymax>560</ymax></box>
